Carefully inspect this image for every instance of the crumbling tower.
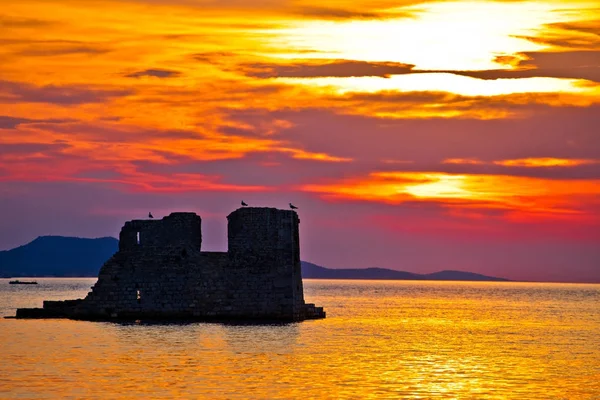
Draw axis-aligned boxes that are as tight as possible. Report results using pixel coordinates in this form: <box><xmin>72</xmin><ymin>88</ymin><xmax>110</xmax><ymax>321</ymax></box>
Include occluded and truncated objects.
<box><xmin>118</xmin><ymin>212</ymin><xmax>202</xmax><ymax>252</ymax></box>
<box><xmin>227</xmin><ymin>207</ymin><xmax>305</xmax><ymax>320</ymax></box>
<box><xmin>15</xmin><ymin>207</ymin><xmax>325</xmax><ymax>322</ymax></box>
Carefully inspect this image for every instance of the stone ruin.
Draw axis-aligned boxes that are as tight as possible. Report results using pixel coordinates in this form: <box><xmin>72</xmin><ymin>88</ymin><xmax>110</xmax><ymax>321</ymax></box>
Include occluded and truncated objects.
<box><xmin>15</xmin><ymin>207</ymin><xmax>326</xmax><ymax>322</ymax></box>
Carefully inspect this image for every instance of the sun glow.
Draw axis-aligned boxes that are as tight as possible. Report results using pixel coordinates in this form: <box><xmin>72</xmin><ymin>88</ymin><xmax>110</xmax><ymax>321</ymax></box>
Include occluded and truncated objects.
<box><xmin>303</xmin><ymin>172</ymin><xmax>600</xmax><ymax>215</ymax></box>
<box><xmin>276</xmin><ymin>74</ymin><xmax>599</xmax><ymax>97</ymax></box>
<box><xmin>271</xmin><ymin>1</ymin><xmax>591</xmax><ymax>70</ymax></box>
<box><xmin>402</xmin><ymin>174</ymin><xmax>470</xmax><ymax>199</ymax></box>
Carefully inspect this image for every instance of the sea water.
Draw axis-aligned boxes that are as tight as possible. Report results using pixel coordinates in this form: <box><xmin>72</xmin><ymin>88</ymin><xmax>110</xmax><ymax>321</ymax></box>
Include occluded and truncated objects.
<box><xmin>0</xmin><ymin>278</ymin><xmax>598</xmax><ymax>399</ymax></box>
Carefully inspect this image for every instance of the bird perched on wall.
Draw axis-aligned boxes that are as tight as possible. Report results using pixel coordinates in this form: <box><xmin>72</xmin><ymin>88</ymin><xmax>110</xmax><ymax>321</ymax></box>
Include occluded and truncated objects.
<box><xmin>148</xmin><ymin>212</ymin><xmax>154</xmax><ymax>219</ymax></box>
<box><xmin>289</xmin><ymin>203</ymin><xmax>298</xmax><ymax>210</ymax></box>
<box><xmin>241</xmin><ymin>201</ymin><xmax>248</xmax><ymax>207</ymax></box>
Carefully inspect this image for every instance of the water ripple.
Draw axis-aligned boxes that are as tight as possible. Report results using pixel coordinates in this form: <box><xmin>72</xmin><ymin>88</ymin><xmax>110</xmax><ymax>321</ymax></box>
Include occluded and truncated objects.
<box><xmin>1</xmin><ymin>279</ymin><xmax>599</xmax><ymax>399</ymax></box>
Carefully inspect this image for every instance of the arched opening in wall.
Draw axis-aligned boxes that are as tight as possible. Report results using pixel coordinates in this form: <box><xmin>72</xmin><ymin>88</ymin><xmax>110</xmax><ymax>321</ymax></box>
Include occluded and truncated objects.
<box><xmin>136</xmin><ymin>232</ymin><xmax>140</xmax><ymax>245</ymax></box>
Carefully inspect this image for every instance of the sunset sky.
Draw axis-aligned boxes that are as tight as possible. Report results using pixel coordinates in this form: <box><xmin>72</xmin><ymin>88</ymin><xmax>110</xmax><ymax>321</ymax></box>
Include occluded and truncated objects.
<box><xmin>1</xmin><ymin>0</ymin><xmax>599</xmax><ymax>282</ymax></box>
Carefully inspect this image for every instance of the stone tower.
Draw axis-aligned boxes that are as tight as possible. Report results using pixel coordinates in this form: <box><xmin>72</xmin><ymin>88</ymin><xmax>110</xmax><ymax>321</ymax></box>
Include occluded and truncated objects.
<box><xmin>227</xmin><ymin>207</ymin><xmax>305</xmax><ymax>320</ymax></box>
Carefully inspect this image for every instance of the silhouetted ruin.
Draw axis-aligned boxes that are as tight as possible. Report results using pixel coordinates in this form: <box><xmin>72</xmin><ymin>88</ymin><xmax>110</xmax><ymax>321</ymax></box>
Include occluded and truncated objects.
<box><xmin>15</xmin><ymin>207</ymin><xmax>325</xmax><ymax>322</ymax></box>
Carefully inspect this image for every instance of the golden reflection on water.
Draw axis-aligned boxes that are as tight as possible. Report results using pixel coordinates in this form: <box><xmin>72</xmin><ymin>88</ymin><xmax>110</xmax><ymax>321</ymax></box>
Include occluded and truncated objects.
<box><xmin>1</xmin><ymin>279</ymin><xmax>599</xmax><ymax>399</ymax></box>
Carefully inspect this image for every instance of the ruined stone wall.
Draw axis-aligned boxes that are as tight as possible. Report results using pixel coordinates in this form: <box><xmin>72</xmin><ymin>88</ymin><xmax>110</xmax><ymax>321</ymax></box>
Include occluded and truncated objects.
<box><xmin>74</xmin><ymin>250</ymin><xmax>231</xmax><ymax>319</ymax></box>
<box><xmin>68</xmin><ymin>208</ymin><xmax>321</xmax><ymax>322</ymax></box>
<box><xmin>119</xmin><ymin>212</ymin><xmax>201</xmax><ymax>251</ymax></box>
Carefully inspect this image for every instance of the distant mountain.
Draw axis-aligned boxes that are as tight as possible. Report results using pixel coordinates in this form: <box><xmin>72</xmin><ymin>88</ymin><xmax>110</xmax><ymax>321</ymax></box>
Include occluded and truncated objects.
<box><xmin>0</xmin><ymin>236</ymin><xmax>508</xmax><ymax>281</ymax></box>
<box><xmin>301</xmin><ymin>262</ymin><xmax>417</xmax><ymax>280</ymax></box>
<box><xmin>0</xmin><ymin>236</ymin><xmax>118</xmax><ymax>278</ymax></box>
<box><xmin>419</xmin><ymin>270</ymin><xmax>508</xmax><ymax>281</ymax></box>
<box><xmin>301</xmin><ymin>261</ymin><xmax>509</xmax><ymax>282</ymax></box>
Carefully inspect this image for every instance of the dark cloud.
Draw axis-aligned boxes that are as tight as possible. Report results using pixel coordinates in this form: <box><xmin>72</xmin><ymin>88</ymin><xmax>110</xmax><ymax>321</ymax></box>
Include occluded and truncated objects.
<box><xmin>291</xmin><ymin>6</ymin><xmax>411</xmax><ymax>20</ymax></box>
<box><xmin>125</xmin><ymin>0</ymin><xmax>285</xmax><ymax>7</ymax></box>
<box><xmin>0</xmin><ymin>142</ymin><xmax>71</xmax><ymax>156</ymax></box>
<box><xmin>217</xmin><ymin>103</ymin><xmax>600</xmax><ymax>181</ymax></box>
<box><xmin>0</xmin><ymin>15</ymin><xmax>53</xmax><ymax>28</ymax></box>
<box><xmin>442</xmin><ymin>51</ymin><xmax>600</xmax><ymax>82</ymax></box>
<box><xmin>18</xmin><ymin>44</ymin><xmax>109</xmax><ymax>57</ymax></box>
<box><xmin>125</xmin><ymin>69</ymin><xmax>182</xmax><ymax>78</ymax></box>
<box><xmin>0</xmin><ymin>116</ymin><xmax>40</xmax><ymax>129</ymax></box>
<box><xmin>132</xmin><ymin>150</ymin><xmax>364</xmax><ymax>187</ymax></box>
<box><xmin>241</xmin><ymin>52</ymin><xmax>599</xmax><ymax>81</ymax></box>
<box><xmin>0</xmin><ymin>80</ymin><xmax>132</xmax><ymax>105</ymax></box>
<box><xmin>72</xmin><ymin>169</ymin><xmax>124</xmax><ymax>180</ymax></box>
<box><xmin>551</xmin><ymin>20</ymin><xmax>600</xmax><ymax>37</ymax></box>
<box><xmin>240</xmin><ymin>49</ymin><xmax>599</xmax><ymax>82</ymax></box>
<box><xmin>223</xmin><ymin>105</ymin><xmax>600</xmax><ymax>171</ymax></box>
<box><xmin>515</xmin><ymin>19</ymin><xmax>600</xmax><ymax>50</ymax></box>
<box><xmin>192</xmin><ymin>51</ymin><xmax>235</xmax><ymax>62</ymax></box>
<box><xmin>516</xmin><ymin>34</ymin><xmax>600</xmax><ymax>49</ymax></box>
<box><xmin>295</xmin><ymin>6</ymin><xmax>380</xmax><ymax>19</ymax></box>
<box><xmin>346</xmin><ymin>91</ymin><xmax>595</xmax><ymax>114</ymax></box>
<box><xmin>28</xmin><ymin>121</ymin><xmax>204</xmax><ymax>143</ymax></box>
<box><xmin>520</xmin><ymin>50</ymin><xmax>600</xmax><ymax>70</ymax></box>
<box><xmin>98</xmin><ymin>116</ymin><xmax>122</xmax><ymax>122</ymax></box>
<box><xmin>92</xmin><ymin>0</ymin><xmax>414</xmax><ymax>21</ymax></box>
<box><xmin>0</xmin><ymin>115</ymin><xmax>74</xmax><ymax>129</ymax></box>
<box><xmin>342</xmin><ymin>90</ymin><xmax>464</xmax><ymax>104</ymax></box>
<box><xmin>219</xmin><ymin>125</ymin><xmax>257</xmax><ymax>137</ymax></box>
<box><xmin>244</xmin><ymin>60</ymin><xmax>415</xmax><ymax>78</ymax></box>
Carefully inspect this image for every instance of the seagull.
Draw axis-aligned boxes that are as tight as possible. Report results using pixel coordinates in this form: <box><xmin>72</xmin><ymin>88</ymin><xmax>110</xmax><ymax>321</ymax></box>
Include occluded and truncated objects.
<box><xmin>148</xmin><ymin>212</ymin><xmax>154</xmax><ymax>219</ymax></box>
<box><xmin>241</xmin><ymin>201</ymin><xmax>248</xmax><ymax>207</ymax></box>
<box><xmin>289</xmin><ymin>203</ymin><xmax>298</xmax><ymax>210</ymax></box>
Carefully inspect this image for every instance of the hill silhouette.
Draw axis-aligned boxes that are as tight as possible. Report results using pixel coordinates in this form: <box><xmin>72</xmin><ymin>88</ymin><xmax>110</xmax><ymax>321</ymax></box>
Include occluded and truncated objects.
<box><xmin>0</xmin><ymin>237</ymin><xmax>508</xmax><ymax>281</ymax></box>
<box><xmin>0</xmin><ymin>236</ymin><xmax>118</xmax><ymax>277</ymax></box>
<box><xmin>301</xmin><ymin>261</ymin><xmax>508</xmax><ymax>281</ymax></box>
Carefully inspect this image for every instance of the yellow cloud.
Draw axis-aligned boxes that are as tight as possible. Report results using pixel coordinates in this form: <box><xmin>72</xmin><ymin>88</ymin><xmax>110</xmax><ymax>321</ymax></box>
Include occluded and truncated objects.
<box><xmin>302</xmin><ymin>171</ymin><xmax>600</xmax><ymax>216</ymax></box>
<box><xmin>270</xmin><ymin>1</ymin><xmax>597</xmax><ymax>69</ymax></box>
<box><xmin>443</xmin><ymin>159</ymin><xmax>486</xmax><ymax>165</ymax></box>
<box><xmin>495</xmin><ymin>158</ymin><xmax>600</xmax><ymax>167</ymax></box>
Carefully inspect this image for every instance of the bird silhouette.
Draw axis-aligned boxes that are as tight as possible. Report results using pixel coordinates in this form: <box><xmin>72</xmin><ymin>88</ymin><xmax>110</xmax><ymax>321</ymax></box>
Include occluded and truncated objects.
<box><xmin>241</xmin><ymin>201</ymin><xmax>248</xmax><ymax>207</ymax></box>
<box><xmin>289</xmin><ymin>203</ymin><xmax>298</xmax><ymax>210</ymax></box>
<box><xmin>148</xmin><ymin>212</ymin><xmax>154</xmax><ymax>219</ymax></box>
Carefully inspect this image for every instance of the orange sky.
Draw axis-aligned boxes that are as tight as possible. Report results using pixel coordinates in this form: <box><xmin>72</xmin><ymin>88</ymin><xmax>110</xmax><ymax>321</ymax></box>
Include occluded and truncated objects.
<box><xmin>1</xmin><ymin>0</ymin><xmax>599</xmax><ymax>282</ymax></box>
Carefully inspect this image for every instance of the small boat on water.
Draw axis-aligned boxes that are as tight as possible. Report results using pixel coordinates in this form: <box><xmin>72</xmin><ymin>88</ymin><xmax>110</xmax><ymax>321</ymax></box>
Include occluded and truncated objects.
<box><xmin>9</xmin><ymin>280</ymin><xmax>38</xmax><ymax>285</ymax></box>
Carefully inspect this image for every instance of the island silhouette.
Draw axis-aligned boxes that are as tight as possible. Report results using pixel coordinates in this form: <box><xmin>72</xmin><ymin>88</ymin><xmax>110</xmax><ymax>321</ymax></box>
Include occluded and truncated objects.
<box><xmin>1</xmin><ymin>236</ymin><xmax>508</xmax><ymax>282</ymax></box>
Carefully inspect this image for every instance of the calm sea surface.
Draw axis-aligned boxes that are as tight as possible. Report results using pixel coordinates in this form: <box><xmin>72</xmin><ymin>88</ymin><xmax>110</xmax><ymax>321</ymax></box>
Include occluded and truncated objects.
<box><xmin>0</xmin><ymin>279</ymin><xmax>599</xmax><ymax>399</ymax></box>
